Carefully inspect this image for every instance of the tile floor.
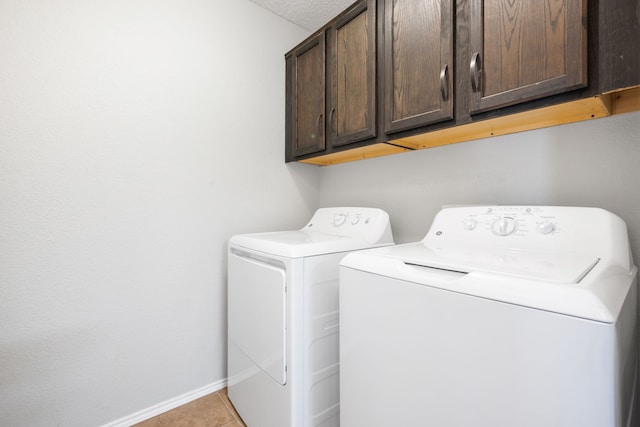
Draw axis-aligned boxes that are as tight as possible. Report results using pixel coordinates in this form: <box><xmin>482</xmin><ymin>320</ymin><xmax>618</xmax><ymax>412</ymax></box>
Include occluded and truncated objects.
<box><xmin>133</xmin><ymin>388</ymin><xmax>246</xmax><ymax>427</ymax></box>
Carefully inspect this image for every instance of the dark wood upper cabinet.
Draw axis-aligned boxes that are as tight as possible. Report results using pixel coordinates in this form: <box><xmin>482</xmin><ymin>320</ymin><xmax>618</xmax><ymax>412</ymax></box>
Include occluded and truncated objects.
<box><xmin>290</xmin><ymin>33</ymin><xmax>326</xmax><ymax>158</ymax></box>
<box><xmin>285</xmin><ymin>0</ymin><xmax>638</xmax><ymax>165</ymax></box>
<box><xmin>327</xmin><ymin>0</ymin><xmax>377</xmax><ymax>147</ymax></box>
<box><xmin>384</xmin><ymin>0</ymin><xmax>454</xmax><ymax>134</ymax></box>
<box><xmin>468</xmin><ymin>0</ymin><xmax>588</xmax><ymax>114</ymax></box>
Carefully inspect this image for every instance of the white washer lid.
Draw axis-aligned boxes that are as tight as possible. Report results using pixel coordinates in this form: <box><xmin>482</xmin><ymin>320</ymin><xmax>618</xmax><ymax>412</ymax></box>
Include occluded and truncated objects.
<box><xmin>376</xmin><ymin>243</ymin><xmax>600</xmax><ymax>284</ymax></box>
<box><xmin>340</xmin><ymin>245</ymin><xmax>634</xmax><ymax>322</ymax></box>
<box><xmin>230</xmin><ymin>230</ymin><xmax>376</xmax><ymax>258</ymax></box>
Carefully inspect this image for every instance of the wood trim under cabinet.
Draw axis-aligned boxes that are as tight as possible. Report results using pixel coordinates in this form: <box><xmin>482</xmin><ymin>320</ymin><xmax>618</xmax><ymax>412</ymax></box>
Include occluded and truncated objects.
<box><xmin>298</xmin><ymin>143</ymin><xmax>410</xmax><ymax>166</ymax></box>
<box><xmin>296</xmin><ymin>86</ymin><xmax>639</xmax><ymax>166</ymax></box>
<box><xmin>609</xmin><ymin>86</ymin><xmax>640</xmax><ymax>116</ymax></box>
<box><xmin>391</xmin><ymin>91</ymin><xmax>620</xmax><ymax>150</ymax></box>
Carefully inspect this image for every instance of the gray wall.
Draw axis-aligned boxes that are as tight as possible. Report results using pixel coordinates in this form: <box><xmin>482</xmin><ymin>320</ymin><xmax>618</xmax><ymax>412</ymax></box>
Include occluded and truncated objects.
<box><xmin>318</xmin><ymin>111</ymin><xmax>640</xmax><ymax>261</ymax></box>
<box><xmin>0</xmin><ymin>1</ymin><xmax>315</xmax><ymax>426</ymax></box>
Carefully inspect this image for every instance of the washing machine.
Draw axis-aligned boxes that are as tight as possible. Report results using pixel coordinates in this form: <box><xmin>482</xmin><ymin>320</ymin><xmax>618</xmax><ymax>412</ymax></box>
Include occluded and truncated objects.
<box><xmin>227</xmin><ymin>207</ymin><xmax>393</xmax><ymax>427</ymax></box>
<box><xmin>339</xmin><ymin>205</ymin><xmax>638</xmax><ymax>427</ymax></box>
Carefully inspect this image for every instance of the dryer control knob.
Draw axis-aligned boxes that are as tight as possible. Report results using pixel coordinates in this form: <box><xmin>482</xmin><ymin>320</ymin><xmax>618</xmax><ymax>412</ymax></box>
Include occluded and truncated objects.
<box><xmin>537</xmin><ymin>221</ymin><xmax>555</xmax><ymax>234</ymax></box>
<box><xmin>333</xmin><ymin>214</ymin><xmax>347</xmax><ymax>226</ymax></box>
<box><xmin>491</xmin><ymin>217</ymin><xmax>518</xmax><ymax>236</ymax></box>
<box><xmin>463</xmin><ymin>219</ymin><xmax>477</xmax><ymax>230</ymax></box>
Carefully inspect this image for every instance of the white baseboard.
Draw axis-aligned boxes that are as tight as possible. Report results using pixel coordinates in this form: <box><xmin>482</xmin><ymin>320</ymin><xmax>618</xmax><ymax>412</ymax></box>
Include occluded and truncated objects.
<box><xmin>102</xmin><ymin>379</ymin><xmax>228</xmax><ymax>427</ymax></box>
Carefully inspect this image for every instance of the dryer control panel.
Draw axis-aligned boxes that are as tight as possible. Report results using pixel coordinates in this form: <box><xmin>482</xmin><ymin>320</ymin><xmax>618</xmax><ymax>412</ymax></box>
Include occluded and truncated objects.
<box><xmin>302</xmin><ymin>207</ymin><xmax>394</xmax><ymax>245</ymax></box>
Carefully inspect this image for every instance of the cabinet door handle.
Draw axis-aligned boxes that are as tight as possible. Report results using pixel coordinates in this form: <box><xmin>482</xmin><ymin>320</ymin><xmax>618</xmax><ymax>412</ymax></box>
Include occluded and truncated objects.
<box><xmin>470</xmin><ymin>52</ymin><xmax>482</xmax><ymax>92</ymax></box>
<box><xmin>317</xmin><ymin>113</ymin><xmax>323</xmax><ymax>136</ymax></box>
<box><xmin>329</xmin><ymin>108</ymin><xmax>335</xmax><ymax>128</ymax></box>
<box><xmin>440</xmin><ymin>64</ymin><xmax>450</xmax><ymax>101</ymax></box>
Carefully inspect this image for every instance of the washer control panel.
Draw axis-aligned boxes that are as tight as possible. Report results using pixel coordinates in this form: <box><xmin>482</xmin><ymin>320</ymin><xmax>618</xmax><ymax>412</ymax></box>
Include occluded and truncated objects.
<box><xmin>457</xmin><ymin>206</ymin><xmax>561</xmax><ymax>238</ymax></box>
<box><xmin>425</xmin><ymin>205</ymin><xmax>622</xmax><ymax>252</ymax></box>
<box><xmin>422</xmin><ymin>205</ymin><xmax>630</xmax><ymax>275</ymax></box>
<box><xmin>424</xmin><ymin>205</ymin><xmax>588</xmax><ymax>253</ymax></box>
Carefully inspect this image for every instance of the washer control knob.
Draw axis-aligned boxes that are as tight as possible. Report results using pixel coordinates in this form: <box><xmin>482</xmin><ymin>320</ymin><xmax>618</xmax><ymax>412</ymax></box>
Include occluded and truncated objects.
<box><xmin>333</xmin><ymin>214</ymin><xmax>347</xmax><ymax>226</ymax></box>
<box><xmin>537</xmin><ymin>221</ymin><xmax>555</xmax><ymax>234</ymax></box>
<box><xmin>351</xmin><ymin>215</ymin><xmax>360</xmax><ymax>225</ymax></box>
<box><xmin>463</xmin><ymin>219</ymin><xmax>477</xmax><ymax>230</ymax></box>
<box><xmin>491</xmin><ymin>217</ymin><xmax>518</xmax><ymax>236</ymax></box>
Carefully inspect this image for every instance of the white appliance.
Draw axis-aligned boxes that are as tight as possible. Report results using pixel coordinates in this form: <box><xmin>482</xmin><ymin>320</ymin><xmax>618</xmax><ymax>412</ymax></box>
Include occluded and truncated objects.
<box><xmin>227</xmin><ymin>207</ymin><xmax>393</xmax><ymax>427</ymax></box>
<box><xmin>339</xmin><ymin>205</ymin><xmax>638</xmax><ymax>427</ymax></box>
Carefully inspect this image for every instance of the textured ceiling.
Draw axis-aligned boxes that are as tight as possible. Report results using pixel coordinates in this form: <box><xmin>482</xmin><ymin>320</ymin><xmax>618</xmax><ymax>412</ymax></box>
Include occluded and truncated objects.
<box><xmin>249</xmin><ymin>0</ymin><xmax>356</xmax><ymax>32</ymax></box>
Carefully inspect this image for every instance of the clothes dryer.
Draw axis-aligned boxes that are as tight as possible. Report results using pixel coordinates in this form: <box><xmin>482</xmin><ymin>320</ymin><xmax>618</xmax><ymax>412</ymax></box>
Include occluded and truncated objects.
<box><xmin>340</xmin><ymin>205</ymin><xmax>637</xmax><ymax>427</ymax></box>
<box><xmin>228</xmin><ymin>207</ymin><xmax>393</xmax><ymax>427</ymax></box>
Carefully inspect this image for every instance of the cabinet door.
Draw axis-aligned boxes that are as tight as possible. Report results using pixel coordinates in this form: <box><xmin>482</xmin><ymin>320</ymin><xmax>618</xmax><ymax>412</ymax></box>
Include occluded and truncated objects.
<box><xmin>384</xmin><ymin>0</ymin><xmax>454</xmax><ymax>134</ymax></box>
<box><xmin>291</xmin><ymin>33</ymin><xmax>326</xmax><ymax>157</ymax></box>
<box><xmin>327</xmin><ymin>0</ymin><xmax>377</xmax><ymax>147</ymax></box>
<box><xmin>469</xmin><ymin>0</ymin><xmax>587</xmax><ymax>114</ymax></box>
